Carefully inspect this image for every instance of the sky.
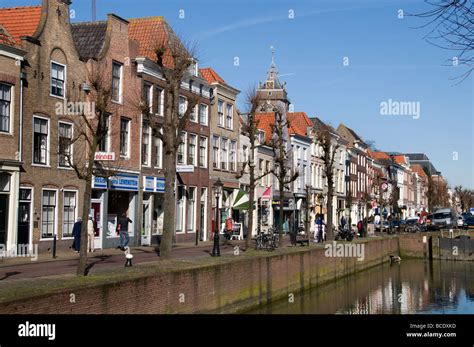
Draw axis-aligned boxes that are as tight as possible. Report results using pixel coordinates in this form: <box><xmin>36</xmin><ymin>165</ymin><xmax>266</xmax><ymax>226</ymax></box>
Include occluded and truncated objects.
<box><xmin>3</xmin><ymin>0</ymin><xmax>473</xmax><ymax>188</ymax></box>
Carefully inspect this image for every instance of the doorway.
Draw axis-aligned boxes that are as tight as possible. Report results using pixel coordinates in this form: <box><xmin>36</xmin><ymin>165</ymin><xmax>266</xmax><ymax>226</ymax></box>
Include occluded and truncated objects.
<box><xmin>142</xmin><ymin>195</ymin><xmax>151</xmax><ymax>246</ymax></box>
<box><xmin>0</xmin><ymin>195</ymin><xmax>8</xmax><ymax>245</ymax></box>
<box><xmin>91</xmin><ymin>200</ymin><xmax>103</xmax><ymax>249</ymax></box>
<box><xmin>17</xmin><ymin>188</ymin><xmax>32</xmax><ymax>248</ymax></box>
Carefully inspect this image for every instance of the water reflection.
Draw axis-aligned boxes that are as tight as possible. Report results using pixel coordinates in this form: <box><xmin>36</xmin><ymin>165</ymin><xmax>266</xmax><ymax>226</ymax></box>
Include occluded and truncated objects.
<box><xmin>249</xmin><ymin>260</ymin><xmax>474</xmax><ymax>314</ymax></box>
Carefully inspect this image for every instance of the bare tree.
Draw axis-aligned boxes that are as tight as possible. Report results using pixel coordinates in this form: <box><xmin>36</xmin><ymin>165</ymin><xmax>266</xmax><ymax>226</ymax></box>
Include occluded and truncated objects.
<box><xmin>455</xmin><ymin>186</ymin><xmax>474</xmax><ymax>212</ymax></box>
<box><xmin>314</xmin><ymin>125</ymin><xmax>340</xmax><ymax>240</ymax></box>
<box><xmin>141</xmin><ymin>32</ymin><xmax>199</xmax><ymax>259</ymax></box>
<box><xmin>237</xmin><ymin>88</ymin><xmax>272</xmax><ymax>250</ymax></box>
<box><xmin>412</xmin><ymin>0</ymin><xmax>474</xmax><ymax>83</ymax></box>
<box><xmin>59</xmin><ymin>63</ymin><xmax>120</xmax><ymax>276</ymax></box>
<box><xmin>270</xmin><ymin>110</ymin><xmax>298</xmax><ymax>247</ymax></box>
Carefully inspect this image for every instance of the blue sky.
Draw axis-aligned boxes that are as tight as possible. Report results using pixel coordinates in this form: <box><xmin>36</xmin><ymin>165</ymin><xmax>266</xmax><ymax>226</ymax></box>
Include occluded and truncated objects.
<box><xmin>4</xmin><ymin>0</ymin><xmax>473</xmax><ymax>188</ymax></box>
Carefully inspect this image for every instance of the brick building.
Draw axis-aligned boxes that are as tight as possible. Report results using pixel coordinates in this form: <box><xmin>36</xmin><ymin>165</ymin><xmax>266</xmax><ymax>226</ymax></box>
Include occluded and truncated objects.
<box><xmin>129</xmin><ymin>16</ymin><xmax>212</xmax><ymax>243</ymax></box>
<box><xmin>72</xmin><ymin>14</ymin><xmax>142</xmax><ymax>249</ymax></box>
<box><xmin>0</xmin><ymin>1</ymin><xmax>89</xmax><ymax>252</ymax></box>
<box><xmin>0</xmin><ymin>22</ymin><xmax>26</xmax><ymax>251</ymax></box>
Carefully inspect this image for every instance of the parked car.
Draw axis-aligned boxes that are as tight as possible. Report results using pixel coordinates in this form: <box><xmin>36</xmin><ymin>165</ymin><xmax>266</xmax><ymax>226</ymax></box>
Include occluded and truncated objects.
<box><xmin>426</xmin><ymin>213</ymin><xmax>439</xmax><ymax>231</ymax></box>
<box><xmin>432</xmin><ymin>208</ymin><xmax>456</xmax><ymax>229</ymax></box>
<box><xmin>462</xmin><ymin>216</ymin><xmax>474</xmax><ymax>229</ymax></box>
<box><xmin>456</xmin><ymin>216</ymin><xmax>465</xmax><ymax>228</ymax></box>
<box><xmin>389</xmin><ymin>219</ymin><xmax>403</xmax><ymax>232</ymax></box>
<box><xmin>404</xmin><ymin>217</ymin><xmax>418</xmax><ymax>232</ymax></box>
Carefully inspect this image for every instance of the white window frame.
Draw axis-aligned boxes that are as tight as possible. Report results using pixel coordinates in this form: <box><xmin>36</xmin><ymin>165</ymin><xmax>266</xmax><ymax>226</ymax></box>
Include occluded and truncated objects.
<box><xmin>176</xmin><ymin>185</ymin><xmax>186</xmax><ymax>233</ymax></box>
<box><xmin>50</xmin><ymin>60</ymin><xmax>66</xmax><ymax>99</ymax></box>
<box><xmin>154</xmin><ymin>128</ymin><xmax>163</xmax><ymax>169</ymax></box>
<box><xmin>111</xmin><ymin>61</ymin><xmax>123</xmax><ymax>103</ymax></box>
<box><xmin>32</xmin><ymin>115</ymin><xmax>50</xmax><ymax>167</ymax></box>
<box><xmin>141</xmin><ymin>120</ymin><xmax>152</xmax><ymax>167</ymax></box>
<box><xmin>225</xmin><ymin>103</ymin><xmax>233</xmax><ymax>130</ymax></box>
<box><xmin>199</xmin><ymin>136</ymin><xmax>208</xmax><ymax>169</ymax></box>
<box><xmin>188</xmin><ymin>133</ymin><xmax>198</xmax><ymax>166</ymax></box>
<box><xmin>156</xmin><ymin>86</ymin><xmax>164</xmax><ymax>116</ymax></box>
<box><xmin>62</xmin><ymin>189</ymin><xmax>78</xmax><ymax>239</ymax></box>
<box><xmin>179</xmin><ymin>95</ymin><xmax>187</xmax><ymax>116</ymax></box>
<box><xmin>40</xmin><ymin>188</ymin><xmax>58</xmax><ymax>240</ymax></box>
<box><xmin>212</xmin><ymin>135</ymin><xmax>219</xmax><ymax>169</ymax></box>
<box><xmin>177</xmin><ymin>131</ymin><xmax>187</xmax><ymax>165</ymax></box>
<box><xmin>186</xmin><ymin>186</ymin><xmax>197</xmax><ymax>232</ymax></box>
<box><xmin>199</xmin><ymin>103</ymin><xmax>208</xmax><ymax>126</ymax></box>
<box><xmin>217</xmin><ymin>99</ymin><xmax>224</xmax><ymax>127</ymax></box>
<box><xmin>220</xmin><ymin>137</ymin><xmax>228</xmax><ymax>171</ymax></box>
<box><xmin>98</xmin><ymin>114</ymin><xmax>110</xmax><ymax>152</ymax></box>
<box><xmin>0</xmin><ymin>83</ymin><xmax>13</xmax><ymax>134</ymax></box>
<box><xmin>120</xmin><ymin>117</ymin><xmax>131</xmax><ymax>158</ymax></box>
<box><xmin>58</xmin><ymin>121</ymin><xmax>74</xmax><ymax>169</ymax></box>
<box><xmin>143</xmin><ymin>82</ymin><xmax>153</xmax><ymax>113</ymax></box>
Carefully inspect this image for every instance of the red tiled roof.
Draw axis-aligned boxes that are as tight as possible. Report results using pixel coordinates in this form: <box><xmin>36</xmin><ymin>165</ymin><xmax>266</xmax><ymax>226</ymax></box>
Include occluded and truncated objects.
<box><xmin>393</xmin><ymin>155</ymin><xmax>407</xmax><ymax>165</ymax></box>
<box><xmin>287</xmin><ymin>112</ymin><xmax>312</xmax><ymax>137</ymax></box>
<box><xmin>368</xmin><ymin>150</ymin><xmax>390</xmax><ymax>160</ymax></box>
<box><xmin>0</xmin><ymin>6</ymin><xmax>42</xmax><ymax>46</ymax></box>
<box><xmin>255</xmin><ymin>112</ymin><xmax>275</xmax><ymax>144</ymax></box>
<box><xmin>411</xmin><ymin>164</ymin><xmax>427</xmax><ymax>178</ymax></box>
<box><xmin>199</xmin><ymin>67</ymin><xmax>225</xmax><ymax>85</ymax></box>
<box><xmin>128</xmin><ymin>16</ymin><xmax>175</xmax><ymax>68</ymax></box>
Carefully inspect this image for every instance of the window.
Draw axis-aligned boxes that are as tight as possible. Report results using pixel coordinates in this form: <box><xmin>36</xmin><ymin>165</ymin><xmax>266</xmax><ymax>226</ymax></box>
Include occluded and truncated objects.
<box><xmin>190</xmin><ymin>105</ymin><xmax>197</xmax><ymax>122</ymax></box>
<box><xmin>188</xmin><ymin>134</ymin><xmax>197</xmax><ymax>166</ymax></box>
<box><xmin>120</xmin><ymin>118</ymin><xmax>130</xmax><ymax>157</ymax></box>
<box><xmin>156</xmin><ymin>87</ymin><xmax>164</xmax><ymax>115</ymax></box>
<box><xmin>187</xmin><ymin>187</ymin><xmax>196</xmax><ymax>231</ymax></box>
<box><xmin>51</xmin><ymin>62</ymin><xmax>65</xmax><ymax>97</ymax></box>
<box><xmin>259</xmin><ymin>159</ymin><xmax>264</xmax><ymax>186</ymax></box>
<box><xmin>258</xmin><ymin>131</ymin><xmax>265</xmax><ymax>144</ymax></box>
<box><xmin>179</xmin><ymin>96</ymin><xmax>187</xmax><ymax>116</ymax></box>
<box><xmin>143</xmin><ymin>82</ymin><xmax>153</xmax><ymax>112</ymax></box>
<box><xmin>229</xmin><ymin>140</ymin><xmax>236</xmax><ymax>172</ymax></box>
<box><xmin>111</xmin><ymin>62</ymin><xmax>122</xmax><ymax>102</ymax></box>
<box><xmin>41</xmin><ymin>190</ymin><xmax>56</xmax><ymax>238</ymax></box>
<box><xmin>176</xmin><ymin>186</ymin><xmax>185</xmax><ymax>232</ymax></box>
<box><xmin>0</xmin><ymin>84</ymin><xmax>11</xmax><ymax>133</ymax></box>
<box><xmin>296</xmin><ymin>146</ymin><xmax>301</xmax><ymax>160</ymax></box>
<box><xmin>177</xmin><ymin>132</ymin><xmax>186</xmax><ymax>164</ymax></box>
<box><xmin>199</xmin><ymin>136</ymin><xmax>207</xmax><ymax>168</ymax></box>
<box><xmin>199</xmin><ymin>104</ymin><xmax>208</xmax><ymax>125</ymax></box>
<box><xmin>242</xmin><ymin>145</ymin><xmax>249</xmax><ymax>164</ymax></box>
<box><xmin>266</xmin><ymin>160</ymin><xmax>271</xmax><ymax>186</ymax></box>
<box><xmin>226</xmin><ymin>103</ymin><xmax>233</xmax><ymax>129</ymax></box>
<box><xmin>142</xmin><ymin>122</ymin><xmax>151</xmax><ymax>165</ymax></box>
<box><xmin>98</xmin><ymin>114</ymin><xmax>110</xmax><ymax>152</ymax></box>
<box><xmin>58</xmin><ymin>122</ymin><xmax>73</xmax><ymax>167</ymax></box>
<box><xmin>33</xmin><ymin>117</ymin><xmax>49</xmax><ymax>165</ymax></box>
<box><xmin>218</xmin><ymin>100</ymin><xmax>224</xmax><ymax>126</ymax></box>
<box><xmin>220</xmin><ymin>138</ymin><xmax>228</xmax><ymax>170</ymax></box>
<box><xmin>154</xmin><ymin>130</ymin><xmax>163</xmax><ymax>168</ymax></box>
<box><xmin>303</xmin><ymin>148</ymin><xmax>307</xmax><ymax>161</ymax></box>
<box><xmin>62</xmin><ymin>191</ymin><xmax>76</xmax><ymax>238</ymax></box>
<box><xmin>212</xmin><ymin>135</ymin><xmax>219</xmax><ymax>168</ymax></box>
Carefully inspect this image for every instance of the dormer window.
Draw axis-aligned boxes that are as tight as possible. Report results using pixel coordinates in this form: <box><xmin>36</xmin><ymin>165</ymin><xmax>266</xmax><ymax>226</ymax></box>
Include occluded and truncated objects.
<box><xmin>258</xmin><ymin>130</ymin><xmax>265</xmax><ymax>144</ymax></box>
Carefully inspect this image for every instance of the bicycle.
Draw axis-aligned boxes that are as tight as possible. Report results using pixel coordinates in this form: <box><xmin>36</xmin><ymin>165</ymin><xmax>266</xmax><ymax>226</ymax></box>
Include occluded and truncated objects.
<box><xmin>255</xmin><ymin>228</ymin><xmax>279</xmax><ymax>250</ymax></box>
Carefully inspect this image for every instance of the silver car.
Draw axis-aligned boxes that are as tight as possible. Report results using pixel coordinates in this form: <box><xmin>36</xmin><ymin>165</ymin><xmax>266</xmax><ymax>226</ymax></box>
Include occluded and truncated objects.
<box><xmin>432</xmin><ymin>208</ymin><xmax>455</xmax><ymax>228</ymax></box>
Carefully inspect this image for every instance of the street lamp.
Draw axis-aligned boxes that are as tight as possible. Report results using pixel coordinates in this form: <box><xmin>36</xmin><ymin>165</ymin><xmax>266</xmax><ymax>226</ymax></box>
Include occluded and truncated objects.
<box><xmin>211</xmin><ymin>178</ymin><xmax>224</xmax><ymax>257</ymax></box>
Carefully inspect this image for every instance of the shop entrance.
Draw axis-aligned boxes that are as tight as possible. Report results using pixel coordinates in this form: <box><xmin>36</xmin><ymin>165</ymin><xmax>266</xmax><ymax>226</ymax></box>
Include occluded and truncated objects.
<box><xmin>142</xmin><ymin>194</ymin><xmax>151</xmax><ymax>246</ymax></box>
<box><xmin>91</xmin><ymin>200</ymin><xmax>102</xmax><ymax>249</ymax></box>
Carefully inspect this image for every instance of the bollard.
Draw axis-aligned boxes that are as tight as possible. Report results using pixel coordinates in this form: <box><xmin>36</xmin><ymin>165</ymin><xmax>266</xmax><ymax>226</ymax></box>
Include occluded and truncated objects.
<box><xmin>52</xmin><ymin>235</ymin><xmax>57</xmax><ymax>259</ymax></box>
<box><xmin>195</xmin><ymin>228</ymin><xmax>199</xmax><ymax>246</ymax></box>
<box><xmin>124</xmin><ymin>247</ymin><xmax>133</xmax><ymax>267</ymax></box>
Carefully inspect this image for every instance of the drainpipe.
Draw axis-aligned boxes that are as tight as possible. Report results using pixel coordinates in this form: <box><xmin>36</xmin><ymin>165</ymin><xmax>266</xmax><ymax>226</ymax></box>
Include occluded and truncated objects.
<box><xmin>19</xmin><ymin>71</ymin><xmax>24</xmax><ymax>162</ymax></box>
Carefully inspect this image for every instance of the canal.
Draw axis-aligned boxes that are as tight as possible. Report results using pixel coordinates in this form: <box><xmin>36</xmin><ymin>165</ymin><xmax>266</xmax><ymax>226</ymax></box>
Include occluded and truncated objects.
<box><xmin>249</xmin><ymin>260</ymin><xmax>474</xmax><ymax>314</ymax></box>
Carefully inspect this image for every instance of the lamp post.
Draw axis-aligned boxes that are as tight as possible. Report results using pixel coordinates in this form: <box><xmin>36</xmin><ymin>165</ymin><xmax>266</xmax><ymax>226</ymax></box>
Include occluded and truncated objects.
<box><xmin>211</xmin><ymin>178</ymin><xmax>224</xmax><ymax>257</ymax></box>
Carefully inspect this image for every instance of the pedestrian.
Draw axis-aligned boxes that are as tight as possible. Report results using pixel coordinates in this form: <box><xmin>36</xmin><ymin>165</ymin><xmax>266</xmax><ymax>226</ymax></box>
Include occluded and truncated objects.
<box><xmin>72</xmin><ymin>218</ymin><xmax>82</xmax><ymax>252</ymax></box>
<box><xmin>87</xmin><ymin>215</ymin><xmax>95</xmax><ymax>253</ymax></box>
<box><xmin>357</xmin><ymin>220</ymin><xmax>364</xmax><ymax>237</ymax></box>
<box><xmin>225</xmin><ymin>216</ymin><xmax>233</xmax><ymax>240</ymax></box>
<box><xmin>340</xmin><ymin>215</ymin><xmax>347</xmax><ymax>229</ymax></box>
<box><xmin>315</xmin><ymin>215</ymin><xmax>324</xmax><ymax>243</ymax></box>
<box><xmin>117</xmin><ymin>212</ymin><xmax>132</xmax><ymax>251</ymax></box>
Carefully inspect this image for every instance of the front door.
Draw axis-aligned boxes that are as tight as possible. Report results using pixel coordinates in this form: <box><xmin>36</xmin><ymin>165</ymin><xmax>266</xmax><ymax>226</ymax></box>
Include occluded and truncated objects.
<box><xmin>0</xmin><ymin>195</ymin><xmax>8</xmax><ymax>245</ymax></box>
<box><xmin>18</xmin><ymin>188</ymin><xmax>32</xmax><ymax>248</ymax></box>
<box><xmin>91</xmin><ymin>201</ymin><xmax>102</xmax><ymax>249</ymax></box>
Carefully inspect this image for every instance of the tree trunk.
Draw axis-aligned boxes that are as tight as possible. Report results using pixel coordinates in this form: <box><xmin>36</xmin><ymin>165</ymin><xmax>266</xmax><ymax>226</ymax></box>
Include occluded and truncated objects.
<box><xmin>77</xmin><ymin>176</ymin><xmax>92</xmax><ymax>276</ymax></box>
<box><xmin>278</xmin><ymin>179</ymin><xmax>284</xmax><ymax>247</ymax></box>
<box><xmin>327</xmin><ymin>183</ymin><xmax>334</xmax><ymax>240</ymax></box>
<box><xmin>160</xmin><ymin>146</ymin><xmax>177</xmax><ymax>259</ymax></box>
<box><xmin>246</xmin><ymin>183</ymin><xmax>254</xmax><ymax>250</ymax></box>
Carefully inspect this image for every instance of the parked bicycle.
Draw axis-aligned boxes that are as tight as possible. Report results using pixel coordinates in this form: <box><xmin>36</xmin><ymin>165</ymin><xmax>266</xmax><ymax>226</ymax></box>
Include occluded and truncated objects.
<box><xmin>255</xmin><ymin>228</ymin><xmax>279</xmax><ymax>250</ymax></box>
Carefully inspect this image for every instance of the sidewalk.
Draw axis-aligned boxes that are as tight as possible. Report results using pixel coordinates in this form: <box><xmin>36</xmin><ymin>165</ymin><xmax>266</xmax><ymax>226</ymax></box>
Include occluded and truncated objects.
<box><xmin>0</xmin><ymin>240</ymin><xmax>246</xmax><ymax>281</ymax></box>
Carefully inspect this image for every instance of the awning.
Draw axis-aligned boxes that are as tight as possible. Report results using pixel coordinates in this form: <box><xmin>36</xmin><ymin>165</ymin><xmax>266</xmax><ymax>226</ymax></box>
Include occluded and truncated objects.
<box><xmin>232</xmin><ymin>189</ymin><xmax>250</xmax><ymax>210</ymax></box>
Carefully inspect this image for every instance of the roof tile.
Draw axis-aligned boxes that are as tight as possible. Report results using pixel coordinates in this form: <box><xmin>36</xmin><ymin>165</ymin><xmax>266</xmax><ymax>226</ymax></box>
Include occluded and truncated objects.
<box><xmin>0</xmin><ymin>6</ymin><xmax>42</xmax><ymax>46</ymax></box>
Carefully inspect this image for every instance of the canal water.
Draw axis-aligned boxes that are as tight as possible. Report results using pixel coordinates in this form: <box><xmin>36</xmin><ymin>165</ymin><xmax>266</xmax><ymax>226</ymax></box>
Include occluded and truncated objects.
<box><xmin>249</xmin><ymin>260</ymin><xmax>474</xmax><ymax>314</ymax></box>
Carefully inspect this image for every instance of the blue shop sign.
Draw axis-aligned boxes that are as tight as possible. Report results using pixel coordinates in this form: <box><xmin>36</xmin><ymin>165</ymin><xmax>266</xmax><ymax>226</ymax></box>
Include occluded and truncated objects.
<box><xmin>92</xmin><ymin>176</ymin><xmax>107</xmax><ymax>189</ymax></box>
<box><xmin>156</xmin><ymin>178</ymin><xmax>165</xmax><ymax>193</ymax></box>
<box><xmin>109</xmin><ymin>173</ymin><xmax>139</xmax><ymax>191</ymax></box>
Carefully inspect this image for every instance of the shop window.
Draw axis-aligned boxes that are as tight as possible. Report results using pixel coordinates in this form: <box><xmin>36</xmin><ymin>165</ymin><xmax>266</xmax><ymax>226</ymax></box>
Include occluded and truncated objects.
<box><xmin>187</xmin><ymin>187</ymin><xmax>196</xmax><ymax>231</ymax></box>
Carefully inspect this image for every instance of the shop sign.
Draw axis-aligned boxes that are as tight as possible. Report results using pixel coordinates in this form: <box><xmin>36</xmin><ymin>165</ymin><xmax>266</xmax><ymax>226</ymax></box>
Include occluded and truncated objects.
<box><xmin>109</xmin><ymin>173</ymin><xmax>139</xmax><ymax>191</ymax></box>
<box><xmin>177</xmin><ymin>165</ymin><xmax>194</xmax><ymax>173</ymax></box>
<box><xmin>92</xmin><ymin>176</ymin><xmax>107</xmax><ymax>189</ymax></box>
<box><xmin>94</xmin><ymin>152</ymin><xmax>115</xmax><ymax>161</ymax></box>
<box><xmin>143</xmin><ymin>176</ymin><xmax>165</xmax><ymax>193</ymax></box>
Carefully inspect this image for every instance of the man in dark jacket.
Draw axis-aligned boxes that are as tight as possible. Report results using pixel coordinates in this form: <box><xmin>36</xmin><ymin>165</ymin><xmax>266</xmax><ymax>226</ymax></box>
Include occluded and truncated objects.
<box><xmin>72</xmin><ymin>218</ymin><xmax>82</xmax><ymax>252</ymax></box>
<box><xmin>117</xmin><ymin>212</ymin><xmax>132</xmax><ymax>251</ymax></box>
